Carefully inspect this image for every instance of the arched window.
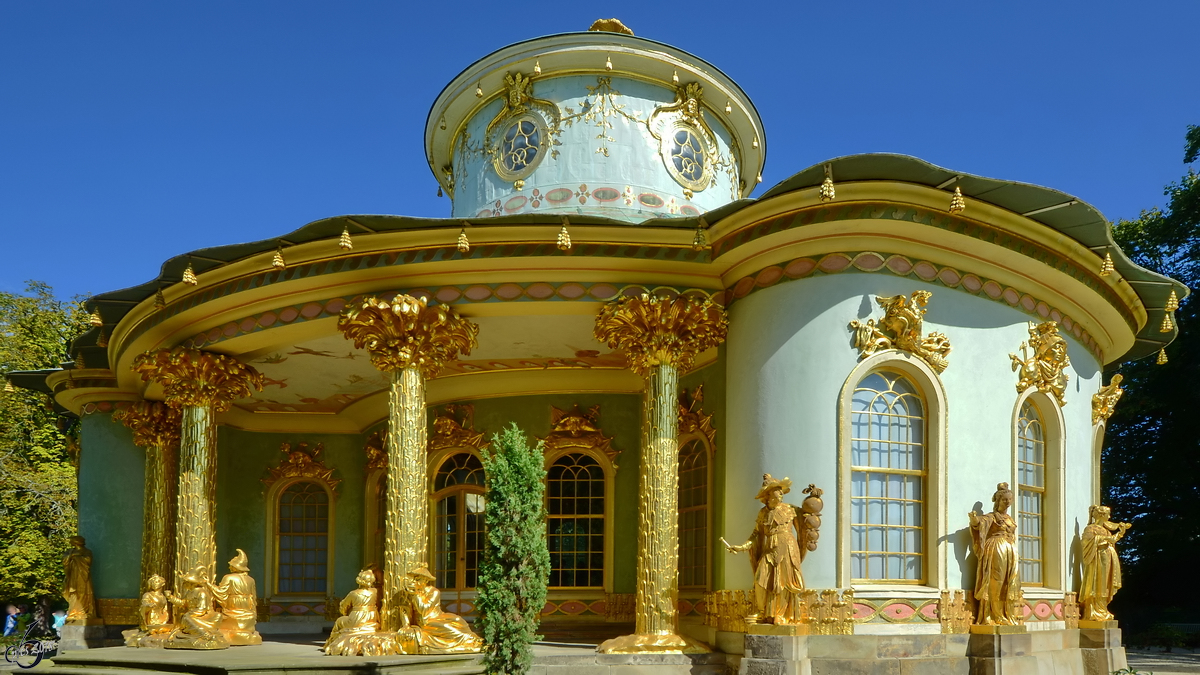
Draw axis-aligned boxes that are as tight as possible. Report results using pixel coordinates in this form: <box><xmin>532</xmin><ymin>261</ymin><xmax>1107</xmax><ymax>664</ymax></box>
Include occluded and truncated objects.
<box><xmin>1017</xmin><ymin>400</ymin><xmax>1046</xmax><ymax>585</ymax></box>
<box><xmin>276</xmin><ymin>481</ymin><xmax>330</xmax><ymax>594</ymax></box>
<box><xmin>432</xmin><ymin>453</ymin><xmax>486</xmax><ymax>590</ymax></box>
<box><xmin>849</xmin><ymin>371</ymin><xmax>926</xmax><ymax>583</ymax></box>
<box><xmin>678</xmin><ymin>437</ymin><xmax>709</xmax><ymax>589</ymax></box>
<box><xmin>547</xmin><ymin>452</ymin><xmax>605</xmax><ymax>588</ymax></box>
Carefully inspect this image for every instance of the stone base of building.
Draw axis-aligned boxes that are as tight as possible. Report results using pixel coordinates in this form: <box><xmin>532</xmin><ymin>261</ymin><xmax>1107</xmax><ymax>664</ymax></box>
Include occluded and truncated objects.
<box><xmin>737</xmin><ymin>627</ymin><xmax>1127</xmax><ymax>675</ymax></box>
<box><xmin>60</xmin><ymin>623</ymin><xmax>113</xmax><ymax>650</ymax></box>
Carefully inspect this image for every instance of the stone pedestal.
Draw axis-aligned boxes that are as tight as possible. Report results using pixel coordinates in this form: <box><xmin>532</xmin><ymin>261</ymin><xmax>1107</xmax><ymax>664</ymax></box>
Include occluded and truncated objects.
<box><xmin>1079</xmin><ymin>627</ymin><xmax>1128</xmax><ymax>675</ymax></box>
<box><xmin>59</xmin><ymin>621</ymin><xmax>107</xmax><ymax>650</ymax></box>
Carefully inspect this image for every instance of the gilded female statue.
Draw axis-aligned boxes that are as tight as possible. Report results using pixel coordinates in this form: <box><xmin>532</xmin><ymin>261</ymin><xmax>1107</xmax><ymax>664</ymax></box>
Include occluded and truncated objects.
<box><xmin>166</xmin><ymin>565</ymin><xmax>228</xmax><ymax>650</ymax></box>
<box><xmin>209</xmin><ymin>549</ymin><xmax>261</xmax><ymax>645</ymax></box>
<box><xmin>968</xmin><ymin>483</ymin><xmax>1021</xmax><ymax>625</ymax></box>
<box><xmin>139</xmin><ymin>574</ymin><xmax>172</xmax><ymax>630</ymax></box>
<box><xmin>401</xmin><ymin>567</ymin><xmax>482</xmax><ymax>653</ymax></box>
<box><xmin>63</xmin><ymin>536</ymin><xmax>96</xmax><ymax>622</ymax></box>
<box><xmin>323</xmin><ymin>569</ymin><xmax>381</xmax><ymax>656</ymax></box>
<box><xmin>1080</xmin><ymin>505</ymin><xmax>1130</xmax><ymax>622</ymax></box>
<box><xmin>722</xmin><ymin>474</ymin><xmax>822</xmax><ymax>624</ymax></box>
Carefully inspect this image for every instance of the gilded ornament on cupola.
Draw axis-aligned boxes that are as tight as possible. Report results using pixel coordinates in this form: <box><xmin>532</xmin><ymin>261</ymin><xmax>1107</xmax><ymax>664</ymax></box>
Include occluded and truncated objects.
<box><xmin>484</xmin><ymin>71</ymin><xmax>561</xmax><ymax>187</ymax></box>
<box><xmin>647</xmin><ymin>82</ymin><xmax>725</xmax><ymax>194</ymax></box>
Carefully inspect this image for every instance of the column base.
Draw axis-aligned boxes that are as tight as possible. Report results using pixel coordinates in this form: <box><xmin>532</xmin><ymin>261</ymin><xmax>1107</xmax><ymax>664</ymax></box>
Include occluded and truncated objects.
<box><xmin>597</xmin><ymin>632</ymin><xmax>711</xmax><ymax>654</ymax></box>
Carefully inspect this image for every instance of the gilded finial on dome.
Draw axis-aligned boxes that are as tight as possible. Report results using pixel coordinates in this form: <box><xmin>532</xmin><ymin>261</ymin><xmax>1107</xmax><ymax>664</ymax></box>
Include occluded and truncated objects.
<box><xmin>588</xmin><ymin>18</ymin><xmax>634</xmax><ymax>35</ymax></box>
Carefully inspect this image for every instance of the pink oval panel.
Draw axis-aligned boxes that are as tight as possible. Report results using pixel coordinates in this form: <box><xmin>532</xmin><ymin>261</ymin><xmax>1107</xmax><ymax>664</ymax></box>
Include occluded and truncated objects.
<box><xmin>785</xmin><ymin>258</ymin><xmax>816</xmax><ymax>278</ymax></box>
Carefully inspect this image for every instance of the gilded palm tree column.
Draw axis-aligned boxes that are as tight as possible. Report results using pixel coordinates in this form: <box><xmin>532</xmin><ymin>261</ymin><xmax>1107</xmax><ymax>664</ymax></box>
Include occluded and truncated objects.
<box><xmin>113</xmin><ymin>401</ymin><xmax>182</xmax><ymax>591</ymax></box>
<box><xmin>594</xmin><ymin>294</ymin><xmax>728</xmax><ymax>654</ymax></box>
<box><xmin>133</xmin><ymin>348</ymin><xmax>264</xmax><ymax>588</ymax></box>
<box><xmin>338</xmin><ymin>295</ymin><xmax>478</xmax><ymax>631</ymax></box>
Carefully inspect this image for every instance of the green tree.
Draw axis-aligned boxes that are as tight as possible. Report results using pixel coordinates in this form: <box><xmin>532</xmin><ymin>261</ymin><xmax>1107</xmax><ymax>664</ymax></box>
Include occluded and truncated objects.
<box><xmin>1104</xmin><ymin>126</ymin><xmax>1199</xmax><ymax>628</ymax></box>
<box><xmin>0</xmin><ymin>281</ymin><xmax>89</xmax><ymax>602</ymax></box>
<box><xmin>476</xmin><ymin>424</ymin><xmax>550</xmax><ymax>675</ymax></box>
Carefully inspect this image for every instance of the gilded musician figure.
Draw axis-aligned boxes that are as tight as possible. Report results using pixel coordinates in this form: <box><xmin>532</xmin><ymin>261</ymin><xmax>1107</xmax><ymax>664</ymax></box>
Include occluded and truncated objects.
<box><xmin>1080</xmin><ymin>505</ymin><xmax>1131</xmax><ymax>622</ymax></box>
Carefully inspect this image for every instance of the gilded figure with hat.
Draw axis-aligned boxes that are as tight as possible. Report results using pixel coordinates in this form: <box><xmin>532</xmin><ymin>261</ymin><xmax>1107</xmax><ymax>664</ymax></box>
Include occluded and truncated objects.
<box><xmin>398</xmin><ymin>566</ymin><xmax>483</xmax><ymax>653</ymax></box>
<box><xmin>722</xmin><ymin>474</ymin><xmax>824</xmax><ymax>624</ymax></box>
<box><xmin>166</xmin><ymin>565</ymin><xmax>228</xmax><ymax>649</ymax></box>
<box><xmin>209</xmin><ymin>548</ymin><xmax>262</xmax><ymax>645</ymax></box>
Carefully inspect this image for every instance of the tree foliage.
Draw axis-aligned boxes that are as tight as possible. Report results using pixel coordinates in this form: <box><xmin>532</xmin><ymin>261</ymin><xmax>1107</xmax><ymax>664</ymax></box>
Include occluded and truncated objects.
<box><xmin>476</xmin><ymin>424</ymin><xmax>550</xmax><ymax>675</ymax></box>
<box><xmin>0</xmin><ymin>281</ymin><xmax>89</xmax><ymax>602</ymax></box>
<box><xmin>1104</xmin><ymin>127</ymin><xmax>1199</xmax><ymax>628</ymax></box>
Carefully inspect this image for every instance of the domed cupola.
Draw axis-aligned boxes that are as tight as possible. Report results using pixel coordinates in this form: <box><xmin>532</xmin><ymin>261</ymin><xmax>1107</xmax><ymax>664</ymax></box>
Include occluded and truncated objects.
<box><xmin>425</xmin><ymin>19</ymin><xmax>765</xmax><ymax>223</ymax></box>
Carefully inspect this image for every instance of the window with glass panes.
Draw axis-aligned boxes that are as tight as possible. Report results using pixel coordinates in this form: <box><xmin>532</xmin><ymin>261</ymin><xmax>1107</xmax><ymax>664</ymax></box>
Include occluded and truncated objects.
<box><xmin>547</xmin><ymin>453</ymin><xmax>605</xmax><ymax>588</ymax></box>
<box><xmin>432</xmin><ymin>453</ymin><xmax>486</xmax><ymax>590</ymax></box>
<box><xmin>850</xmin><ymin>371</ymin><xmax>926</xmax><ymax>583</ymax></box>
<box><xmin>276</xmin><ymin>481</ymin><xmax>329</xmax><ymax>593</ymax></box>
<box><xmin>678</xmin><ymin>438</ymin><xmax>709</xmax><ymax>589</ymax></box>
<box><xmin>1017</xmin><ymin>400</ymin><xmax>1046</xmax><ymax>584</ymax></box>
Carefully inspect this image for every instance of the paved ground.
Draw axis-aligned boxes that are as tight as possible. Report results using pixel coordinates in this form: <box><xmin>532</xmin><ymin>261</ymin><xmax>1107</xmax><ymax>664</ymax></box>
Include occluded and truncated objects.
<box><xmin>1127</xmin><ymin>649</ymin><xmax>1200</xmax><ymax>674</ymax></box>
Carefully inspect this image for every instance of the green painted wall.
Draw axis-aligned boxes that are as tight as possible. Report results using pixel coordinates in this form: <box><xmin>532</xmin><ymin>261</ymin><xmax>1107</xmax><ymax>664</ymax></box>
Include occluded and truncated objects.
<box><xmin>78</xmin><ymin>413</ymin><xmax>144</xmax><ymax>599</ymax></box>
<box><xmin>216</xmin><ymin>428</ymin><xmax>366</xmax><ymax>599</ymax></box>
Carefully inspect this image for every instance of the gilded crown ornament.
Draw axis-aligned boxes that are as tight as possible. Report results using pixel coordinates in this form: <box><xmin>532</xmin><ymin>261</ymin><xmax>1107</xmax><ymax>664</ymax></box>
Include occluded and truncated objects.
<box><xmin>1009</xmin><ymin>321</ymin><xmax>1070</xmax><ymax>406</ymax></box>
<box><xmin>594</xmin><ymin>294</ymin><xmax>728</xmax><ymax>376</ymax></box>
<box><xmin>132</xmin><ymin>348</ymin><xmax>265</xmax><ymax>411</ymax></box>
<box><xmin>1100</xmin><ymin>251</ymin><xmax>1115</xmax><ymax>276</ymax></box>
<box><xmin>337</xmin><ymin>295</ymin><xmax>478</xmax><ymax>376</ymax></box>
<box><xmin>339</xmin><ymin>226</ymin><xmax>353</xmax><ymax>250</ymax></box>
<box><xmin>849</xmin><ymin>290</ymin><xmax>952</xmax><ymax>373</ymax></box>
<box><xmin>949</xmin><ymin>187</ymin><xmax>966</xmax><ymax>213</ymax></box>
<box><xmin>1092</xmin><ymin>374</ymin><xmax>1124</xmax><ymax>425</ymax></box>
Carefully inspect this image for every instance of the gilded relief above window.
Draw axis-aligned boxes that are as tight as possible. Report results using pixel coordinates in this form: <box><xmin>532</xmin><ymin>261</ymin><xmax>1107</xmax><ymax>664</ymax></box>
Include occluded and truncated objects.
<box><xmin>849</xmin><ymin>291</ymin><xmax>952</xmax><ymax>373</ymax></box>
<box><xmin>1009</xmin><ymin>321</ymin><xmax>1070</xmax><ymax>406</ymax></box>
<box><xmin>429</xmin><ymin>404</ymin><xmax>485</xmax><ymax>454</ymax></box>
<box><xmin>262</xmin><ymin>441</ymin><xmax>341</xmax><ymax>495</ymax></box>
<box><xmin>542</xmin><ymin>404</ymin><xmax>619</xmax><ymax>467</ymax></box>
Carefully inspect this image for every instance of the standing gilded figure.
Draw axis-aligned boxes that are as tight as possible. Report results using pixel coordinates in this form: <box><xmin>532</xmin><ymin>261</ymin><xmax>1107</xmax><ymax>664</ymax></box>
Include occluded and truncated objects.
<box><xmin>722</xmin><ymin>475</ymin><xmax>823</xmax><ymax>624</ymax></box>
<box><xmin>968</xmin><ymin>483</ymin><xmax>1022</xmax><ymax>626</ymax></box>
<box><xmin>1080</xmin><ymin>505</ymin><xmax>1131</xmax><ymax>622</ymax></box>
<box><xmin>63</xmin><ymin>536</ymin><xmax>96</xmax><ymax>622</ymax></box>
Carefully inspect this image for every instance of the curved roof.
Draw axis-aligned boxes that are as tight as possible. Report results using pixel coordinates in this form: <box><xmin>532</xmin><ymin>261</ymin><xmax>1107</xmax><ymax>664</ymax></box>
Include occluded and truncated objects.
<box><xmin>48</xmin><ymin>153</ymin><xmax>1187</xmax><ymax>382</ymax></box>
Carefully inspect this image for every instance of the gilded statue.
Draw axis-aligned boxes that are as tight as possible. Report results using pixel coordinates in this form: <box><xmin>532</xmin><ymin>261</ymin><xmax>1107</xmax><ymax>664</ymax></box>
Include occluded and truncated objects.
<box><xmin>209</xmin><ymin>549</ymin><xmax>262</xmax><ymax>645</ymax></box>
<box><xmin>166</xmin><ymin>565</ymin><xmax>228</xmax><ymax>650</ymax></box>
<box><xmin>122</xmin><ymin>574</ymin><xmax>175</xmax><ymax>647</ymax></box>
<box><xmin>968</xmin><ymin>483</ymin><xmax>1022</xmax><ymax>626</ymax></box>
<box><xmin>399</xmin><ymin>567</ymin><xmax>483</xmax><ymax>653</ymax></box>
<box><xmin>1080</xmin><ymin>505</ymin><xmax>1131</xmax><ymax>622</ymax></box>
<box><xmin>63</xmin><ymin>535</ymin><xmax>96</xmax><ymax>623</ymax></box>
<box><xmin>324</xmin><ymin>569</ymin><xmax>382</xmax><ymax>656</ymax></box>
<box><xmin>849</xmin><ymin>290</ymin><xmax>952</xmax><ymax>373</ymax></box>
<box><xmin>722</xmin><ymin>475</ymin><xmax>823</xmax><ymax>624</ymax></box>
<box><xmin>1010</xmin><ymin>321</ymin><xmax>1071</xmax><ymax>405</ymax></box>
<box><xmin>1092</xmin><ymin>375</ymin><xmax>1125</xmax><ymax>425</ymax></box>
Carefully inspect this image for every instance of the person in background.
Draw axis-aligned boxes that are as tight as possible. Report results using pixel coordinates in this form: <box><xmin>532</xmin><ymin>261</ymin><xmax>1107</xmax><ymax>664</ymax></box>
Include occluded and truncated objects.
<box><xmin>3</xmin><ymin>604</ymin><xmax>18</xmax><ymax>636</ymax></box>
<box><xmin>52</xmin><ymin>609</ymin><xmax>67</xmax><ymax>635</ymax></box>
<box><xmin>15</xmin><ymin>604</ymin><xmax>32</xmax><ymax>634</ymax></box>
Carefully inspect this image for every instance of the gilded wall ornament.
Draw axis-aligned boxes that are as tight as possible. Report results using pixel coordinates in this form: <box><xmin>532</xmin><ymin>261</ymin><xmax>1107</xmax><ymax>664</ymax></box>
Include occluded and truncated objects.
<box><xmin>594</xmin><ymin>293</ymin><xmax>728</xmax><ymax>376</ymax></box>
<box><xmin>131</xmin><ymin>348</ymin><xmax>265</xmax><ymax>412</ymax></box>
<box><xmin>485</xmin><ymin>72</ymin><xmax>561</xmax><ymax>184</ymax></box>
<box><xmin>561</xmin><ymin>77</ymin><xmax>644</xmax><ymax>158</ymax></box>
<box><xmin>938</xmin><ymin>590</ymin><xmax>973</xmax><ymax>634</ymax></box>
<box><xmin>647</xmin><ymin>83</ymin><xmax>721</xmax><ymax>193</ymax></box>
<box><xmin>337</xmin><ymin>295</ymin><xmax>478</xmax><ymax>377</ymax></box>
<box><xmin>262</xmin><ymin>441</ymin><xmax>341</xmax><ymax>495</ymax></box>
<box><xmin>1009</xmin><ymin>321</ymin><xmax>1071</xmax><ymax>406</ymax></box>
<box><xmin>542</xmin><ymin>404</ymin><xmax>618</xmax><ymax>466</ymax></box>
<box><xmin>429</xmin><ymin>404</ymin><xmax>485</xmax><ymax>453</ymax></box>
<box><xmin>678</xmin><ymin>385</ymin><xmax>715</xmax><ymax>446</ymax></box>
<box><xmin>849</xmin><ymin>291</ymin><xmax>952</xmax><ymax>373</ymax></box>
<box><xmin>364</xmin><ymin>431</ymin><xmax>388</xmax><ymax>472</ymax></box>
<box><xmin>1091</xmin><ymin>374</ymin><xmax>1124</xmax><ymax>425</ymax></box>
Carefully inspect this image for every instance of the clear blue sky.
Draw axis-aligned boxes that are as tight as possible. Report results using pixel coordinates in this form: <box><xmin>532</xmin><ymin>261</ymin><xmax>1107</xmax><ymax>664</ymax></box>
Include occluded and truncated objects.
<box><xmin>2</xmin><ymin>1</ymin><xmax>1197</xmax><ymax>300</ymax></box>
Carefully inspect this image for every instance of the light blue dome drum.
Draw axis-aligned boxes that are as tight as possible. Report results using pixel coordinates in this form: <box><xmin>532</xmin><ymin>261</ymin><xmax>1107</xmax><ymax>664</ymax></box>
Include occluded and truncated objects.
<box><xmin>426</xmin><ymin>26</ymin><xmax>765</xmax><ymax>223</ymax></box>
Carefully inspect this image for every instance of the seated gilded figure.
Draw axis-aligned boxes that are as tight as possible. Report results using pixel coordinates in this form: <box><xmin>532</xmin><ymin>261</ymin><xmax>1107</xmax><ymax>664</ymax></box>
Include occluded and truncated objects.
<box><xmin>968</xmin><ymin>483</ymin><xmax>1022</xmax><ymax>626</ymax></box>
<box><xmin>323</xmin><ymin>569</ymin><xmax>382</xmax><ymax>656</ymax></box>
<box><xmin>121</xmin><ymin>574</ymin><xmax>174</xmax><ymax>648</ymax></box>
<box><xmin>209</xmin><ymin>549</ymin><xmax>262</xmax><ymax>645</ymax></box>
<box><xmin>398</xmin><ymin>567</ymin><xmax>483</xmax><ymax>654</ymax></box>
<box><xmin>165</xmin><ymin>565</ymin><xmax>229</xmax><ymax>650</ymax></box>
<box><xmin>722</xmin><ymin>474</ymin><xmax>823</xmax><ymax>625</ymax></box>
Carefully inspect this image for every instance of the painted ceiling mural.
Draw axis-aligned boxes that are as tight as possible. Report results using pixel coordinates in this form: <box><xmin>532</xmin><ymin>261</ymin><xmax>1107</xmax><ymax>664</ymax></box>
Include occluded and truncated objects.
<box><xmin>236</xmin><ymin>314</ymin><xmax>625</xmax><ymax>413</ymax></box>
